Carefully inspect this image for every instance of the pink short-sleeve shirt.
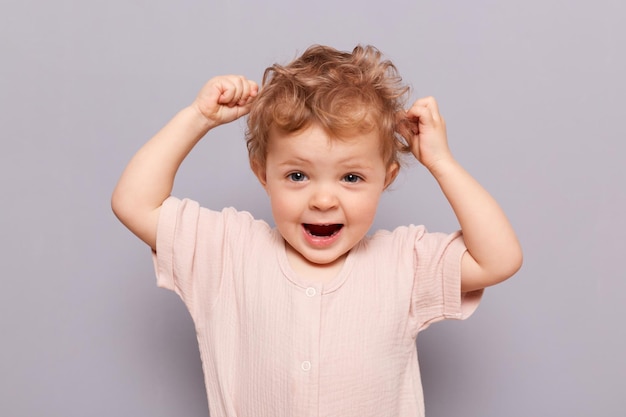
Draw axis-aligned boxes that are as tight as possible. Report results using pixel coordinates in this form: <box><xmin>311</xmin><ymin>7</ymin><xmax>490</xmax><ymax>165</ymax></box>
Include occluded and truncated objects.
<box><xmin>153</xmin><ymin>197</ymin><xmax>482</xmax><ymax>417</ymax></box>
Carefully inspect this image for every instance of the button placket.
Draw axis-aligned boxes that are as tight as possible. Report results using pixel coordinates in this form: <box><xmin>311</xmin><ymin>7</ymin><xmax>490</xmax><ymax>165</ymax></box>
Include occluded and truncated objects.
<box><xmin>301</xmin><ymin>287</ymin><xmax>317</xmax><ymax>371</ymax></box>
<box><xmin>293</xmin><ymin>283</ymin><xmax>321</xmax><ymax>414</ymax></box>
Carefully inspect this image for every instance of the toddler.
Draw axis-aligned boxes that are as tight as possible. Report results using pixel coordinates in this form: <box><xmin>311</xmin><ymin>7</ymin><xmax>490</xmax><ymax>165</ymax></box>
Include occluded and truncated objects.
<box><xmin>112</xmin><ymin>45</ymin><xmax>522</xmax><ymax>417</ymax></box>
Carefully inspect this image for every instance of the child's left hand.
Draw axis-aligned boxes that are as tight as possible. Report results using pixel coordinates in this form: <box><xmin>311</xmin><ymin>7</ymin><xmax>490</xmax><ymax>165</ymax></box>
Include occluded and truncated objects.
<box><xmin>405</xmin><ymin>97</ymin><xmax>453</xmax><ymax>172</ymax></box>
<box><xmin>404</xmin><ymin>97</ymin><xmax>523</xmax><ymax>292</ymax></box>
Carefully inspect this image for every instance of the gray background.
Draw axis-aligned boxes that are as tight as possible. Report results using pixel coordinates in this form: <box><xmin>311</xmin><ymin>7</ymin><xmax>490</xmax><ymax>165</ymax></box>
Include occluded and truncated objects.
<box><xmin>1</xmin><ymin>0</ymin><xmax>624</xmax><ymax>416</ymax></box>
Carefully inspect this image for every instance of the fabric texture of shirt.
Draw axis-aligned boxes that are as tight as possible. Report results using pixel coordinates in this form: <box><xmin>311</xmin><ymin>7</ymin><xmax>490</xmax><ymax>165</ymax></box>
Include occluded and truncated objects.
<box><xmin>152</xmin><ymin>196</ymin><xmax>483</xmax><ymax>417</ymax></box>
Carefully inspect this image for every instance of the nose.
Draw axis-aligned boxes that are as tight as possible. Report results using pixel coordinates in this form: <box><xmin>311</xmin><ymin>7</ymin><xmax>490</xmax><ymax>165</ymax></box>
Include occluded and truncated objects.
<box><xmin>309</xmin><ymin>185</ymin><xmax>339</xmax><ymax>211</ymax></box>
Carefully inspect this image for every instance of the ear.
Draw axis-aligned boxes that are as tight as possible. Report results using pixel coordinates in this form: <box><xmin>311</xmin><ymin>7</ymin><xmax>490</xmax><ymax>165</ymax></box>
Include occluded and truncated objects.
<box><xmin>250</xmin><ymin>159</ymin><xmax>268</xmax><ymax>190</ymax></box>
<box><xmin>384</xmin><ymin>162</ymin><xmax>399</xmax><ymax>190</ymax></box>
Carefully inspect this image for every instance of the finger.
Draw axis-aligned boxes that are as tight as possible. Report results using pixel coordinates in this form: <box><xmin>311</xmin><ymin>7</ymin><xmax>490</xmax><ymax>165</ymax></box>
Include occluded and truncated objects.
<box><xmin>411</xmin><ymin>96</ymin><xmax>438</xmax><ymax>111</ymax></box>
<box><xmin>426</xmin><ymin>97</ymin><xmax>442</xmax><ymax>123</ymax></box>
<box><xmin>242</xmin><ymin>79</ymin><xmax>260</xmax><ymax>102</ymax></box>
<box><xmin>236</xmin><ymin>77</ymin><xmax>255</xmax><ymax>106</ymax></box>
<box><xmin>249</xmin><ymin>80</ymin><xmax>259</xmax><ymax>95</ymax></box>
<box><xmin>216</xmin><ymin>78</ymin><xmax>238</xmax><ymax>105</ymax></box>
<box><xmin>409</xmin><ymin>96</ymin><xmax>441</xmax><ymax>123</ymax></box>
<box><xmin>232</xmin><ymin>75</ymin><xmax>248</xmax><ymax>105</ymax></box>
<box><xmin>421</xmin><ymin>96</ymin><xmax>440</xmax><ymax>117</ymax></box>
<box><xmin>244</xmin><ymin>80</ymin><xmax>259</xmax><ymax>103</ymax></box>
<box><xmin>223</xmin><ymin>76</ymin><xmax>257</xmax><ymax>107</ymax></box>
<box><xmin>224</xmin><ymin>76</ymin><xmax>245</xmax><ymax>107</ymax></box>
<box><xmin>406</xmin><ymin>102</ymin><xmax>435</xmax><ymax>128</ymax></box>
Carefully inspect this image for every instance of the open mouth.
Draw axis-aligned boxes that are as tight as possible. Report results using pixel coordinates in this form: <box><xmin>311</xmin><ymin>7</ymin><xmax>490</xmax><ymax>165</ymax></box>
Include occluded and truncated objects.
<box><xmin>303</xmin><ymin>223</ymin><xmax>343</xmax><ymax>237</ymax></box>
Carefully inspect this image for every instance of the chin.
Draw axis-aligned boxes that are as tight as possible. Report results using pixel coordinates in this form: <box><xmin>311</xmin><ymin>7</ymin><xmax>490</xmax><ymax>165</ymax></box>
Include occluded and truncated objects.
<box><xmin>301</xmin><ymin>250</ymin><xmax>347</xmax><ymax>266</ymax></box>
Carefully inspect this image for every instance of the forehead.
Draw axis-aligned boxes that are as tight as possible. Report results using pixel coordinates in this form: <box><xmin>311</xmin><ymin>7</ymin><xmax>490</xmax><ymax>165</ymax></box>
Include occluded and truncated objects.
<box><xmin>264</xmin><ymin>124</ymin><xmax>386</xmax><ymax>173</ymax></box>
<box><xmin>267</xmin><ymin>124</ymin><xmax>383</xmax><ymax>151</ymax></box>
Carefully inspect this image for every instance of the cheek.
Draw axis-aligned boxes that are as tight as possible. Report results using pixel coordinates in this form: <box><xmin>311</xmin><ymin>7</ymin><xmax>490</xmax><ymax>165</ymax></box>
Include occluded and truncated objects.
<box><xmin>347</xmin><ymin>193</ymin><xmax>381</xmax><ymax>222</ymax></box>
<box><xmin>269</xmin><ymin>192</ymin><xmax>296</xmax><ymax>219</ymax></box>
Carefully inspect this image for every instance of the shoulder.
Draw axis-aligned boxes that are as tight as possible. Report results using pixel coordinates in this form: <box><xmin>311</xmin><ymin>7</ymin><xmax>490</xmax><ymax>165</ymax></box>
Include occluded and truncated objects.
<box><xmin>366</xmin><ymin>224</ymin><xmax>428</xmax><ymax>246</ymax></box>
<box><xmin>361</xmin><ymin>224</ymin><xmax>463</xmax><ymax>262</ymax></box>
<box><xmin>159</xmin><ymin>196</ymin><xmax>274</xmax><ymax>243</ymax></box>
<box><xmin>163</xmin><ymin>196</ymin><xmax>269</xmax><ymax>226</ymax></box>
<box><xmin>349</xmin><ymin>225</ymin><xmax>429</xmax><ymax>264</ymax></box>
<box><xmin>216</xmin><ymin>206</ymin><xmax>274</xmax><ymax>240</ymax></box>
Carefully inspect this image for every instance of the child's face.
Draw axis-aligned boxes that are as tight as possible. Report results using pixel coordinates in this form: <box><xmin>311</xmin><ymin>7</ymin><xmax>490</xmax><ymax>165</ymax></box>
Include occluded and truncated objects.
<box><xmin>254</xmin><ymin>123</ymin><xmax>398</xmax><ymax>268</ymax></box>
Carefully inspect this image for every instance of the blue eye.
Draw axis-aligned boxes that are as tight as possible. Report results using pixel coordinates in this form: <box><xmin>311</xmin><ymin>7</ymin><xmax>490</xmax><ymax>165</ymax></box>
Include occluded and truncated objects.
<box><xmin>288</xmin><ymin>172</ymin><xmax>307</xmax><ymax>182</ymax></box>
<box><xmin>343</xmin><ymin>174</ymin><xmax>362</xmax><ymax>183</ymax></box>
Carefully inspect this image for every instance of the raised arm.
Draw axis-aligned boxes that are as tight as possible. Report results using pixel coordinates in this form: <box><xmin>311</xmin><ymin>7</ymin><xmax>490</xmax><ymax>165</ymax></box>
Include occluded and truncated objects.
<box><xmin>405</xmin><ymin>97</ymin><xmax>523</xmax><ymax>292</ymax></box>
<box><xmin>111</xmin><ymin>75</ymin><xmax>258</xmax><ymax>250</ymax></box>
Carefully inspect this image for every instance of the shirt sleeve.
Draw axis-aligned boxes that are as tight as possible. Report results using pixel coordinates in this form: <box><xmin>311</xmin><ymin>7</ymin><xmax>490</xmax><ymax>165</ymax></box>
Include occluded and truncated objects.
<box><xmin>151</xmin><ymin>197</ymin><xmax>230</xmax><ymax>317</ymax></box>
<box><xmin>409</xmin><ymin>227</ymin><xmax>483</xmax><ymax>333</ymax></box>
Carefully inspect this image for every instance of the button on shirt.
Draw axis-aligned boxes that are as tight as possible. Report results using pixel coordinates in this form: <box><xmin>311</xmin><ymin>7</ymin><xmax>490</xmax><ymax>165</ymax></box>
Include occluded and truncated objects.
<box><xmin>153</xmin><ymin>197</ymin><xmax>483</xmax><ymax>417</ymax></box>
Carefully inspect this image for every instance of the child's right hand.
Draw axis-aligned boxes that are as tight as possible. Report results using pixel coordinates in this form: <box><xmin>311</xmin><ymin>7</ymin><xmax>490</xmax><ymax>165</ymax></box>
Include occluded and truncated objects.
<box><xmin>112</xmin><ymin>75</ymin><xmax>258</xmax><ymax>250</ymax></box>
<box><xmin>193</xmin><ymin>75</ymin><xmax>259</xmax><ymax>129</ymax></box>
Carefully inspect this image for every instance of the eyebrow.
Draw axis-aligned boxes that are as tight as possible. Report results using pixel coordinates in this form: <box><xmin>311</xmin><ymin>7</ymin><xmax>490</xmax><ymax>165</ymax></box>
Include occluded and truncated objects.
<box><xmin>276</xmin><ymin>156</ymin><xmax>375</xmax><ymax>171</ymax></box>
<box><xmin>275</xmin><ymin>157</ymin><xmax>312</xmax><ymax>167</ymax></box>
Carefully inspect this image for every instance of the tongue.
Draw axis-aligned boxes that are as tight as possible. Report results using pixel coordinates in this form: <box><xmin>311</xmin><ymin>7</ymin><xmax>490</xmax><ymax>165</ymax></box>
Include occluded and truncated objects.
<box><xmin>305</xmin><ymin>224</ymin><xmax>342</xmax><ymax>237</ymax></box>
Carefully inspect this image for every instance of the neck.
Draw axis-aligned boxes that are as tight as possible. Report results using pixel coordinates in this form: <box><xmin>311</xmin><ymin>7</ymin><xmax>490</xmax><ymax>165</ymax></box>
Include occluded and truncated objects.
<box><xmin>284</xmin><ymin>243</ymin><xmax>347</xmax><ymax>284</ymax></box>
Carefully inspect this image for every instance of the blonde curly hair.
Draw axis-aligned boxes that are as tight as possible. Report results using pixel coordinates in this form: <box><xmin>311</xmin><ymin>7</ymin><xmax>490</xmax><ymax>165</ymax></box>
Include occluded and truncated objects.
<box><xmin>246</xmin><ymin>44</ymin><xmax>412</xmax><ymax>169</ymax></box>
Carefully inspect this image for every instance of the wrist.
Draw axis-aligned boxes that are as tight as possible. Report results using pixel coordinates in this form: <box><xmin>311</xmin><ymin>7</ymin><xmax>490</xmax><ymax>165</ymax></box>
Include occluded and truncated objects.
<box><xmin>188</xmin><ymin>102</ymin><xmax>219</xmax><ymax>132</ymax></box>
<box><xmin>425</xmin><ymin>155</ymin><xmax>459</xmax><ymax>179</ymax></box>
